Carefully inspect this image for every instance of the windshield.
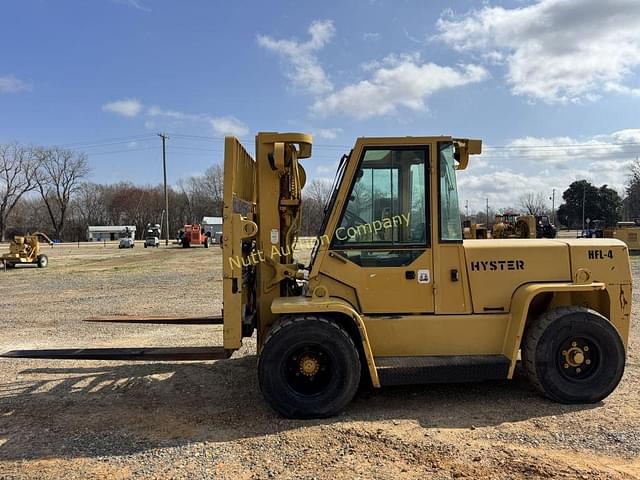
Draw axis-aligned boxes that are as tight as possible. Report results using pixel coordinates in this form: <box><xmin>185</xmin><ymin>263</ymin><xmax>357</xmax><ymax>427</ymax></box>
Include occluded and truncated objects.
<box><xmin>308</xmin><ymin>151</ymin><xmax>351</xmax><ymax>266</ymax></box>
<box><xmin>438</xmin><ymin>142</ymin><xmax>463</xmax><ymax>241</ymax></box>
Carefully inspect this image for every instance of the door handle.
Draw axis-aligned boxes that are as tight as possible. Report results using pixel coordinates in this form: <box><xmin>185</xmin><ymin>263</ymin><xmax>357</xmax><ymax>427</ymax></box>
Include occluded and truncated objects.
<box><xmin>451</xmin><ymin>269</ymin><xmax>459</xmax><ymax>281</ymax></box>
<box><xmin>405</xmin><ymin>271</ymin><xmax>415</xmax><ymax>280</ymax></box>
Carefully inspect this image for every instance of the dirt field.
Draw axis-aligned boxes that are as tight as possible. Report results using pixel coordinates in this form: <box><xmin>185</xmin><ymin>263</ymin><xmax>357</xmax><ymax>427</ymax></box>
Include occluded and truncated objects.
<box><xmin>0</xmin><ymin>243</ymin><xmax>639</xmax><ymax>479</ymax></box>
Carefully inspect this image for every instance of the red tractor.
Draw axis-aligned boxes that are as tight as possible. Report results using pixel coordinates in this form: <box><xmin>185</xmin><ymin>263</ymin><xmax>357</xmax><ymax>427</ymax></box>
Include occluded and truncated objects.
<box><xmin>180</xmin><ymin>224</ymin><xmax>210</xmax><ymax>248</ymax></box>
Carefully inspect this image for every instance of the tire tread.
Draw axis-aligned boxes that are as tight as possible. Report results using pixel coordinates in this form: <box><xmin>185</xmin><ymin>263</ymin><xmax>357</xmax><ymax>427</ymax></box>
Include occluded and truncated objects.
<box><xmin>523</xmin><ymin>305</ymin><xmax>623</xmax><ymax>403</ymax></box>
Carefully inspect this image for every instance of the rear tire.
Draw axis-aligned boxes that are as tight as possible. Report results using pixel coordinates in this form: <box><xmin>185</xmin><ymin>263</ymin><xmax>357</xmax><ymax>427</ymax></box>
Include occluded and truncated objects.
<box><xmin>523</xmin><ymin>306</ymin><xmax>625</xmax><ymax>404</ymax></box>
<box><xmin>37</xmin><ymin>255</ymin><xmax>48</xmax><ymax>268</ymax></box>
<box><xmin>258</xmin><ymin>315</ymin><xmax>361</xmax><ymax>418</ymax></box>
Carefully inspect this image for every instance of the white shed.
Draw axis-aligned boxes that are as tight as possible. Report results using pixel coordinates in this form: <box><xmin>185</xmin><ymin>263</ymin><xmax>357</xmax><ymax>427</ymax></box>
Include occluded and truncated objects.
<box><xmin>202</xmin><ymin>216</ymin><xmax>223</xmax><ymax>242</ymax></box>
<box><xmin>88</xmin><ymin>225</ymin><xmax>136</xmax><ymax>241</ymax></box>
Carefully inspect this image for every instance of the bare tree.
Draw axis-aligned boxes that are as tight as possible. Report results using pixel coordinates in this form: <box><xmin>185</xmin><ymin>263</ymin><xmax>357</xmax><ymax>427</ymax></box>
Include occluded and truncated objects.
<box><xmin>301</xmin><ymin>178</ymin><xmax>333</xmax><ymax>235</ymax></box>
<box><xmin>202</xmin><ymin>164</ymin><xmax>224</xmax><ymax>215</ymax></box>
<box><xmin>34</xmin><ymin>147</ymin><xmax>90</xmax><ymax>240</ymax></box>
<box><xmin>0</xmin><ymin>143</ymin><xmax>37</xmax><ymax>241</ymax></box>
<box><xmin>178</xmin><ymin>164</ymin><xmax>225</xmax><ymax>224</ymax></box>
<box><xmin>519</xmin><ymin>192</ymin><xmax>547</xmax><ymax>215</ymax></box>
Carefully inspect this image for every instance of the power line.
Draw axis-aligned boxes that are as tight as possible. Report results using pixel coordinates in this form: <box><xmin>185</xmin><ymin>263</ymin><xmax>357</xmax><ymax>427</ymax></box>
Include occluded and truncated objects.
<box><xmin>34</xmin><ymin>130</ymin><xmax>640</xmax><ymax>152</ymax></box>
<box><xmin>168</xmin><ymin>132</ymin><xmax>226</xmax><ymax>141</ymax></box>
<box><xmin>68</xmin><ymin>133</ymin><xmax>640</xmax><ymax>163</ymax></box>
<box><xmin>57</xmin><ymin>134</ymin><xmax>155</xmax><ymax>148</ymax></box>
<box><xmin>86</xmin><ymin>146</ymin><xmax>158</xmax><ymax>156</ymax></box>
<box><xmin>484</xmin><ymin>141</ymin><xmax>640</xmax><ymax>150</ymax></box>
<box><xmin>68</xmin><ymin>137</ymin><xmax>157</xmax><ymax>150</ymax></box>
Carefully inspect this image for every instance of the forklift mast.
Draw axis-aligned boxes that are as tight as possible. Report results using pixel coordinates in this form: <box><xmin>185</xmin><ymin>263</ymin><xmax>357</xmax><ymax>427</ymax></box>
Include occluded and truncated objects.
<box><xmin>222</xmin><ymin>133</ymin><xmax>312</xmax><ymax>351</ymax></box>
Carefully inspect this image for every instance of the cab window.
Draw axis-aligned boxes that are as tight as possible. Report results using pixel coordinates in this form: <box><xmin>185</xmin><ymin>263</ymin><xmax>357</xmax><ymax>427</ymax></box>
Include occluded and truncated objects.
<box><xmin>438</xmin><ymin>142</ymin><xmax>463</xmax><ymax>241</ymax></box>
<box><xmin>333</xmin><ymin>148</ymin><xmax>428</xmax><ymax>247</ymax></box>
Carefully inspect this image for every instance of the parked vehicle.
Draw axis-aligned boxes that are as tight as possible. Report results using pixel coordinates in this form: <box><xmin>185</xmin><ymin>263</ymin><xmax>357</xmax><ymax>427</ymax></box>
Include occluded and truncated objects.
<box><xmin>181</xmin><ymin>224</ymin><xmax>209</xmax><ymax>248</ymax></box>
<box><xmin>118</xmin><ymin>227</ymin><xmax>135</xmax><ymax>249</ymax></box>
<box><xmin>144</xmin><ymin>223</ymin><xmax>161</xmax><ymax>248</ymax></box>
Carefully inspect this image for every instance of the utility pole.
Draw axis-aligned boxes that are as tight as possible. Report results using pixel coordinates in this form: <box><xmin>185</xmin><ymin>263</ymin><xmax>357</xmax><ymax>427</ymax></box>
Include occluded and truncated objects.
<box><xmin>158</xmin><ymin>133</ymin><xmax>170</xmax><ymax>246</ymax></box>
<box><xmin>582</xmin><ymin>184</ymin><xmax>586</xmax><ymax>235</ymax></box>
<box><xmin>465</xmin><ymin>200</ymin><xmax>469</xmax><ymax>220</ymax></box>
<box><xmin>550</xmin><ymin>188</ymin><xmax>555</xmax><ymax>225</ymax></box>
<box><xmin>486</xmin><ymin>198</ymin><xmax>489</xmax><ymax>227</ymax></box>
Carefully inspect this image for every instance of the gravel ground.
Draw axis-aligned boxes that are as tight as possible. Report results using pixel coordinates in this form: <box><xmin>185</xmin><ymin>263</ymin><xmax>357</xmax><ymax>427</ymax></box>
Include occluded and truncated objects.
<box><xmin>0</xmin><ymin>243</ymin><xmax>639</xmax><ymax>479</ymax></box>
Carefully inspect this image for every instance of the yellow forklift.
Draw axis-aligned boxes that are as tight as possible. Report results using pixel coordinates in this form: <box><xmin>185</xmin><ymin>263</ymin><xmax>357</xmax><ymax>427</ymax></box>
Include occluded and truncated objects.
<box><xmin>3</xmin><ymin>133</ymin><xmax>632</xmax><ymax>419</ymax></box>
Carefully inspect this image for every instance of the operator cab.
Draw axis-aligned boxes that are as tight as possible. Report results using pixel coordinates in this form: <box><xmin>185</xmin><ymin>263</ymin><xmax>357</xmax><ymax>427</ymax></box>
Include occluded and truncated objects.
<box><xmin>309</xmin><ymin>137</ymin><xmax>480</xmax><ymax>315</ymax></box>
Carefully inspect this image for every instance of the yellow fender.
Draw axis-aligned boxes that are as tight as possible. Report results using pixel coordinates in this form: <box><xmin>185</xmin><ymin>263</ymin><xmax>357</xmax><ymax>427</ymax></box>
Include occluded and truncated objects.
<box><xmin>504</xmin><ymin>282</ymin><xmax>607</xmax><ymax>378</ymax></box>
<box><xmin>271</xmin><ymin>296</ymin><xmax>380</xmax><ymax>387</ymax></box>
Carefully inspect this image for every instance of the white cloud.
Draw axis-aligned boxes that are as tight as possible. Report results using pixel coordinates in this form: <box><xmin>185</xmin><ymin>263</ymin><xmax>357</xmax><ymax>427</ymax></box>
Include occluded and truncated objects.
<box><xmin>362</xmin><ymin>32</ymin><xmax>380</xmax><ymax>41</ymax></box>
<box><xmin>316</xmin><ymin>164</ymin><xmax>335</xmax><ymax>174</ymax></box>
<box><xmin>102</xmin><ymin>98</ymin><xmax>143</xmax><ymax>117</ymax></box>
<box><xmin>458</xmin><ymin>129</ymin><xmax>640</xmax><ymax>210</ymax></box>
<box><xmin>103</xmin><ymin>100</ymin><xmax>249</xmax><ymax>136</ymax></box>
<box><xmin>437</xmin><ymin>0</ymin><xmax>640</xmax><ymax>103</ymax></box>
<box><xmin>312</xmin><ymin>54</ymin><xmax>488</xmax><ymax>119</ymax></box>
<box><xmin>257</xmin><ymin>20</ymin><xmax>335</xmax><ymax>95</ymax></box>
<box><xmin>259</xmin><ymin>23</ymin><xmax>487</xmax><ymax>120</ymax></box>
<box><xmin>112</xmin><ymin>0</ymin><xmax>150</xmax><ymax>11</ymax></box>
<box><xmin>604</xmin><ymin>82</ymin><xmax>640</xmax><ymax>97</ymax></box>
<box><xmin>147</xmin><ymin>106</ymin><xmax>202</xmax><ymax>121</ymax></box>
<box><xmin>315</xmin><ymin>128</ymin><xmax>342</xmax><ymax>140</ymax></box>
<box><xmin>0</xmin><ymin>75</ymin><xmax>31</xmax><ymax>94</ymax></box>
<box><xmin>210</xmin><ymin>116</ymin><xmax>248</xmax><ymax>137</ymax></box>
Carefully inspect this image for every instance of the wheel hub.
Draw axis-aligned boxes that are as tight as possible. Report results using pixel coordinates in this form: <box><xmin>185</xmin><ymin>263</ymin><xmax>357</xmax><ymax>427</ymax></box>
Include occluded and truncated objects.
<box><xmin>559</xmin><ymin>338</ymin><xmax>596</xmax><ymax>378</ymax></box>
<box><xmin>285</xmin><ymin>346</ymin><xmax>332</xmax><ymax>396</ymax></box>
<box><xmin>563</xmin><ymin>346</ymin><xmax>585</xmax><ymax>367</ymax></box>
<box><xmin>299</xmin><ymin>355</ymin><xmax>320</xmax><ymax>377</ymax></box>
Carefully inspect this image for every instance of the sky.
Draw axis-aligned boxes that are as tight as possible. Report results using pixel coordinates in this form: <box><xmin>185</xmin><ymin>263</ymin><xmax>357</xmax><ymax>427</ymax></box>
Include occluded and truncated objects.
<box><xmin>1</xmin><ymin>0</ymin><xmax>639</xmax><ymax>213</ymax></box>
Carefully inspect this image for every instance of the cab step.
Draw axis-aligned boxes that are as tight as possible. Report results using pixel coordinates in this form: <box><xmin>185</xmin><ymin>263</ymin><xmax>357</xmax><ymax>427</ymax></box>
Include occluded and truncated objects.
<box><xmin>375</xmin><ymin>354</ymin><xmax>510</xmax><ymax>386</ymax></box>
<box><xmin>1</xmin><ymin>346</ymin><xmax>231</xmax><ymax>361</ymax></box>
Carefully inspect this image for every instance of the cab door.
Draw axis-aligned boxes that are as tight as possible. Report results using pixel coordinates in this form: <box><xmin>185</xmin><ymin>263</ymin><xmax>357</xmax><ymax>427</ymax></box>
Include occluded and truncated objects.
<box><xmin>321</xmin><ymin>146</ymin><xmax>433</xmax><ymax>314</ymax></box>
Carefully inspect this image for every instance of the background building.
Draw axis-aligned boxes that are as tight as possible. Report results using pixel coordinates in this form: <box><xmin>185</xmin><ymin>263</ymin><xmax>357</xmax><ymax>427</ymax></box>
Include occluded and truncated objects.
<box><xmin>87</xmin><ymin>226</ymin><xmax>136</xmax><ymax>242</ymax></box>
<box><xmin>202</xmin><ymin>217</ymin><xmax>223</xmax><ymax>243</ymax></box>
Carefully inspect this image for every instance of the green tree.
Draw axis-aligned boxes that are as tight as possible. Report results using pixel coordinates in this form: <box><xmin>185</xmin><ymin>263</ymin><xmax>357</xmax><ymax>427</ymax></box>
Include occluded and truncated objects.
<box><xmin>624</xmin><ymin>158</ymin><xmax>640</xmax><ymax>221</ymax></box>
<box><xmin>557</xmin><ymin>180</ymin><xmax>621</xmax><ymax>229</ymax></box>
<box><xmin>598</xmin><ymin>185</ymin><xmax>622</xmax><ymax>227</ymax></box>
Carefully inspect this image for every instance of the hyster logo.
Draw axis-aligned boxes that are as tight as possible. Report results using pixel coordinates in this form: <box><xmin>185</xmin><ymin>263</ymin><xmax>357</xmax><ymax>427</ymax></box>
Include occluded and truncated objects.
<box><xmin>470</xmin><ymin>260</ymin><xmax>525</xmax><ymax>272</ymax></box>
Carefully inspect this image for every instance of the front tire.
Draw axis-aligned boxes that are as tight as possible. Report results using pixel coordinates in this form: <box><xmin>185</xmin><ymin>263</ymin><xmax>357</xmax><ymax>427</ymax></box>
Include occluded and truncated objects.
<box><xmin>36</xmin><ymin>254</ymin><xmax>48</xmax><ymax>268</ymax></box>
<box><xmin>523</xmin><ymin>306</ymin><xmax>625</xmax><ymax>404</ymax></box>
<box><xmin>258</xmin><ymin>315</ymin><xmax>361</xmax><ymax>419</ymax></box>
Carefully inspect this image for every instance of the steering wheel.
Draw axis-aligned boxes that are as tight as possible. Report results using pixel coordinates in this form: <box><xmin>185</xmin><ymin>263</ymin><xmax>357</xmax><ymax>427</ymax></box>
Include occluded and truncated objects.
<box><xmin>343</xmin><ymin>210</ymin><xmax>369</xmax><ymax>227</ymax></box>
